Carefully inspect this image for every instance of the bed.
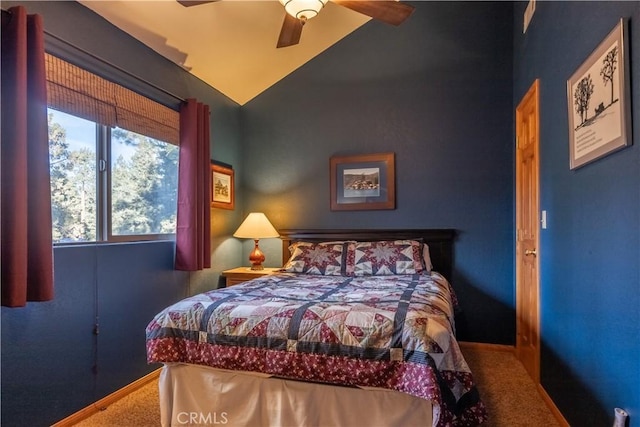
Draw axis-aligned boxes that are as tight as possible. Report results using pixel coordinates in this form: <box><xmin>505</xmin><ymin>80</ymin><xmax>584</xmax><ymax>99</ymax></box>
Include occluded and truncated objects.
<box><xmin>146</xmin><ymin>229</ymin><xmax>487</xmax><ymax>426</ymax></box>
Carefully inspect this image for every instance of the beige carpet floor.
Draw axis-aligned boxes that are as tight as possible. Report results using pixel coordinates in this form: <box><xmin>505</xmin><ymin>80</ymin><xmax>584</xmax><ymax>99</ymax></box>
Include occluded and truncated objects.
<box><xmin>75</xmin><ymin>346</ymin><xmax>560</xmax><ymax>426</ymax></box>
<box><xmin>461</xmin><ymin>346</ymin><xmax>560</xmax><ymax>427</ymax></box>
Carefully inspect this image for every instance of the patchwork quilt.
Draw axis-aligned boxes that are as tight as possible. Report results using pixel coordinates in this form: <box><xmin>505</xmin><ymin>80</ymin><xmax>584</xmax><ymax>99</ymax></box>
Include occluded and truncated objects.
<box><xmin>146</xmin><ymin>272</ymin><xmax>487</xmax><ymax>426</ymax></box>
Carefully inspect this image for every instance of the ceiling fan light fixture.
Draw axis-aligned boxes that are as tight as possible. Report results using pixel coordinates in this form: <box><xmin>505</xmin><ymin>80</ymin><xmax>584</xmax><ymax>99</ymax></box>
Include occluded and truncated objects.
<box><xmin>279</xmin><ymin>0</ymin><xmax>328</xmax><ymax>20</ymax></box>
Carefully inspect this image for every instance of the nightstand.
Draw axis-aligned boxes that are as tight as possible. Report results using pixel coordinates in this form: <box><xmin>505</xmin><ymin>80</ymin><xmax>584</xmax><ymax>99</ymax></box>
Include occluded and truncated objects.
<box><xmin>222</xmin><ymin>267</ymin><xmax>281</xmax><ymax>287</ymax></box>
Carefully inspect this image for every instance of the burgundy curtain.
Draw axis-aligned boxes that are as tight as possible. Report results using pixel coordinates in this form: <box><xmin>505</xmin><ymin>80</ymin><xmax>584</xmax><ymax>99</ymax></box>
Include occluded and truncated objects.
<box><xmin>1</xmin><ymin>6</ymin><xmax>54</xmax><ymax>307</ymax></box>
<box><xmin>175</xmin><ymin>99</ymin><xmax>211</xmax><ymax>270</ymax></box>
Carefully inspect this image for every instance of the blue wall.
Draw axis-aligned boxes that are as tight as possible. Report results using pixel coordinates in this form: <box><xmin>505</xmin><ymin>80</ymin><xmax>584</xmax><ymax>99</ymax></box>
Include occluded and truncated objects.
<box><xmin>241</xmin><ymin>1</ymin><xmax>515</xmax><ymax>345</ymax></box>
<box><xmin>1</xmin><ymin>2</ymin><xmax>244</xmax><ymax>425</ymax></box>
<box><xmin>513</xmin><ymin>1</ymin><xmax>640</xmax><ymax>425</ymax></box>
<box><xmin>3</xmin><ymin>1</ymin><xmax>637</xmax><ymax>426</ymax></box>
<box><xmin>2</xmin><ymin>243</ymin><xmax>185</xmax><ymax>425</ymax></box>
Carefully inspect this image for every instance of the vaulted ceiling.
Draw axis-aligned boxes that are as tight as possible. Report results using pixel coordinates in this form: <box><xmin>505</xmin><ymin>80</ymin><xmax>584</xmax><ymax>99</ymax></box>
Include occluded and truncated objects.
<box><xmin>78</xmin><ymin>0</ymin><xmax>372</xmax><ymax>105</ymax></box>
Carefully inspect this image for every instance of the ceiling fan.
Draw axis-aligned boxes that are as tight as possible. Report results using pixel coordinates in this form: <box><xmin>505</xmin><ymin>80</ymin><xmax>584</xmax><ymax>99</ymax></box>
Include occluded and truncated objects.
<box><xmin>177</xmin><ymin>0</ymin><xmax>415</xmax><ymax>48</ymax></box>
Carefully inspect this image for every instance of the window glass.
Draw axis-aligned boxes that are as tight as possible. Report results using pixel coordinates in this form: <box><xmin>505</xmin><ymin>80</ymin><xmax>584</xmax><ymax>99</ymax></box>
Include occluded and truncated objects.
<box><xmin>48</xmin><ymin>109</ymin><xmax>97</xmax><ymax>243</ymax></box>
<box><xmin>111</xmin><ymin>128</ymin><xmax>179</xmax><ymax>236</ymax></box>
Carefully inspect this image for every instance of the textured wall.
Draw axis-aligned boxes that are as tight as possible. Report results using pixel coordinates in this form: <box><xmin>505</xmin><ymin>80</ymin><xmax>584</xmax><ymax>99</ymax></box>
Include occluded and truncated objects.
<box><xmin>241</xmin><ymin>1</ymin><xmax>515</xmax><ymax>345</ymax></box>
<box><xmin>513</xmin><ymin>1</ymin><xmax>640</xmax><ymax>425</ymax></box>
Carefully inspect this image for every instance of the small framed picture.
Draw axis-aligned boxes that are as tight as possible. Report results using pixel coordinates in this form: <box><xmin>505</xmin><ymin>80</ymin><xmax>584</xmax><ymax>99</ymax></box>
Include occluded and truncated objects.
<box><xmin>211</xmin><ymin>163</ymin><xmax>234</xmax><ymax>210</ymax></box>
<box><xmin>566</xmin><ymin>18</ymin><xmax>632</xmax><ymax>169</ymax></box>
<box><xmin>330</xmin><ymin>152</ymin><xmax>395</xmax><ymax>211</ymax></box>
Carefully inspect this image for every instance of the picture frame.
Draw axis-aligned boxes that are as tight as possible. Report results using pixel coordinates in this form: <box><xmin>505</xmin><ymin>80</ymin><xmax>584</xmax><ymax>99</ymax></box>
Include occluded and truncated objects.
<box><xmin>211</xmin><ymin>162</ymin><xmax>234</xmax><ymax>210</ymax></box>
<box><xmin>330</xmin><ymin>152</ymin><xmax>395</xmax><ymax>211</ymax></box>
<box><xmin>566</xmin><ymin>18</ymin><xmax>632</xmax><ymax>170</ymax></box>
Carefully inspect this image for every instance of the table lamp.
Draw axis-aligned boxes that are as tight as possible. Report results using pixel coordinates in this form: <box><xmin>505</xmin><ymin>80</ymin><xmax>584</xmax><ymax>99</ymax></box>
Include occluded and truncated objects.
<box><xmin>233</xmin><ymin>212</ymin><xmax>279</xmax><ymax>270</ymax></box>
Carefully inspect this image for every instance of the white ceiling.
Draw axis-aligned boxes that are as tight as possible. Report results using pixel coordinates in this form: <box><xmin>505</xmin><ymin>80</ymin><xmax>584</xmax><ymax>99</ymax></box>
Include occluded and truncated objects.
<box><xmin>79</xmin><ymin>0</ymin><xmax>371</xmax><ymax>105</ymax></box>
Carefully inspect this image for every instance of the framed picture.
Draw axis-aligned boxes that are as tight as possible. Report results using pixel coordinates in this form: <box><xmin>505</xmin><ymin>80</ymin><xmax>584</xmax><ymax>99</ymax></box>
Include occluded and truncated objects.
<box><xmin>330</xmin><ymin>152</ymin><xmax>395</xmax><ymax>211</ymax></box>
<box><xmin>211</xmin><ymin>162</ymin><xmax>234</xmax><ymax>210</ymax></box>
<box><xmin>567</xmin><ymin>18</ymin><xmax>632</xmax><ymax>170</ymax></box>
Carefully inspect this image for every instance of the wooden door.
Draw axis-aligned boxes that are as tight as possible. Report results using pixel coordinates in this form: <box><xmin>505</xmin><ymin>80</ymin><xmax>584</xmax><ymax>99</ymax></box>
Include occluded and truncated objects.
<box><xmin>515</xmin><ymin>80</ymin><xmax>540</xmax><ymax>382</ymax></box>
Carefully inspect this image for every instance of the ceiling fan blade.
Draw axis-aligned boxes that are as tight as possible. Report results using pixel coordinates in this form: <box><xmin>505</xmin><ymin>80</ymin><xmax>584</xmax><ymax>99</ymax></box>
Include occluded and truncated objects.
<box><xmin>277</xmin><ymin>14</ymin><xmax>305</xmax><ymax>48</ymax></box>
<box><xmin>331</xmin><ymin>0</ymin><xmax>415</xmax><ymax>26</ymax></box>
<box><xmin>177</xmin><ymin>0</ymin><xmax>218</xmax><ymax>7</ymax></box>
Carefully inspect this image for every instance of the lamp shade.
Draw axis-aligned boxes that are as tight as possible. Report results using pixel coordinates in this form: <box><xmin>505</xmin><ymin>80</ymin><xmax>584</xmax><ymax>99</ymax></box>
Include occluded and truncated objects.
<box><xmin>279</xmin><ymin>0</ymin><xmax>328</xmax><ymax>20</ymax></box>
<box><xmin>233</xmin><ymin>213</ymin><xmax>279</xmax><ymax>239</ymax></box>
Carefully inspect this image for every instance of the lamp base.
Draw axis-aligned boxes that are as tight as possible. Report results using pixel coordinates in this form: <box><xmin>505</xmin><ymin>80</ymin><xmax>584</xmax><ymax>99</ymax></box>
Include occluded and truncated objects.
<box><xmin>248</xmin><ymin>239</ymin><xmax>265</xmax><ymax>271</ymax></box>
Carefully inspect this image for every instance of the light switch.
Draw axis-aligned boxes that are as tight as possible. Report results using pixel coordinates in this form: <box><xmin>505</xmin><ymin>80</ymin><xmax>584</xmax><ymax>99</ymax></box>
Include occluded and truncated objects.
<box><xmin>541</xmin><ymin>210</ymin><xmax>547</xmax><ymax>229</ymax></box>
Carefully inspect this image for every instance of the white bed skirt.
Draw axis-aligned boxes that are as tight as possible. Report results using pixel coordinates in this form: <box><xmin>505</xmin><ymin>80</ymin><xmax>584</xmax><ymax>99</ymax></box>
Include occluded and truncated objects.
<box><xmin>159</xmin><ymin>363</ymin><xmax>435</xmax><ymax>427</ymax></box>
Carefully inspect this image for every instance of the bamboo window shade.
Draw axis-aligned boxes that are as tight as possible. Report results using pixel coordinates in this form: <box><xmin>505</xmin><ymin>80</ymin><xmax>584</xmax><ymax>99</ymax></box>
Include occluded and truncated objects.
<box><xmin>45</xmin><ymin>53</ymin><xmax>179</xmax><ymax>145</ymax></box>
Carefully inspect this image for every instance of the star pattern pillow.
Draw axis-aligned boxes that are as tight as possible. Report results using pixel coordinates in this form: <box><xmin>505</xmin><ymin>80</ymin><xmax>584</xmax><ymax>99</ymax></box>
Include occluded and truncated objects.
<box><xmin>354</xmin><ymin>240</ymin><xmax>425</xmax><ymax>276</ymax></box>
<box><xmin>283</xmin><ymin>242</ymin><xmax>355</xmax><ymax>276</ymax></box>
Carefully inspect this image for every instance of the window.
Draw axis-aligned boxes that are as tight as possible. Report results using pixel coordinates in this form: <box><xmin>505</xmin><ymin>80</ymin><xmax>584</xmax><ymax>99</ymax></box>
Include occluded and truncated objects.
<box><xmin>44</xmin><ymin>53</ymin><xmax>181</xmax><ymax>244</ymax></box>
<box><xmin>48</xmin><ymin>108</ymin><xmax>179</xmax><ymax>244</ymax></box>
<box><xmin>110</xmin><ymin>126</ymin><xmax>179</xmax><ymax>239</ymax></box>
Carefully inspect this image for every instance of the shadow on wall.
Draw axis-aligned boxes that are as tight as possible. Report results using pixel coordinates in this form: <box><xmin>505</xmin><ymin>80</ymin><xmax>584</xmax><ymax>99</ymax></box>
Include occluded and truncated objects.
<box><xmin>452</xmin><ymin>272</ymin><xmax>612</xmax><ymax>425</ymax></box>
<box><xmin>540</xmin><ymin>341</ymin><xmax>610</xmax><ymax>426</ymax></box>
<box><xmin>452</xmin><ymin>271</ymin><xmax>516</xmax><ymax>346</ymax></box>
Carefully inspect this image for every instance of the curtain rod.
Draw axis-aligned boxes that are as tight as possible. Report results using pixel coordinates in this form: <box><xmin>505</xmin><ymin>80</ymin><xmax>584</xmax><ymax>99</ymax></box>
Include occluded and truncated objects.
<box><xmin>1</xmin><ymin>7</ymin><xmax>186</xmax><ymax>104</ymax></box>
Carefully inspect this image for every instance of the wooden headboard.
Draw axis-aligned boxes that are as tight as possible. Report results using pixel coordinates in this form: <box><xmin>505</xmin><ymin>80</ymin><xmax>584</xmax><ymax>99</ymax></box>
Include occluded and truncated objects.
<box><xmin>279</xmin><ymin>229</ymin><xmax>456</xmax><ymax>278</ymax></box>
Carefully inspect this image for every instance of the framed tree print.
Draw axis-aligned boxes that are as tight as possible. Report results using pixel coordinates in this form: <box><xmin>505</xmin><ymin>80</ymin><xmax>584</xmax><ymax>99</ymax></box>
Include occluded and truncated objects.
<box><xmin>567</xmin><ymin>18</ymin><xmax>632</xmax><ymax>169</ymax></box>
